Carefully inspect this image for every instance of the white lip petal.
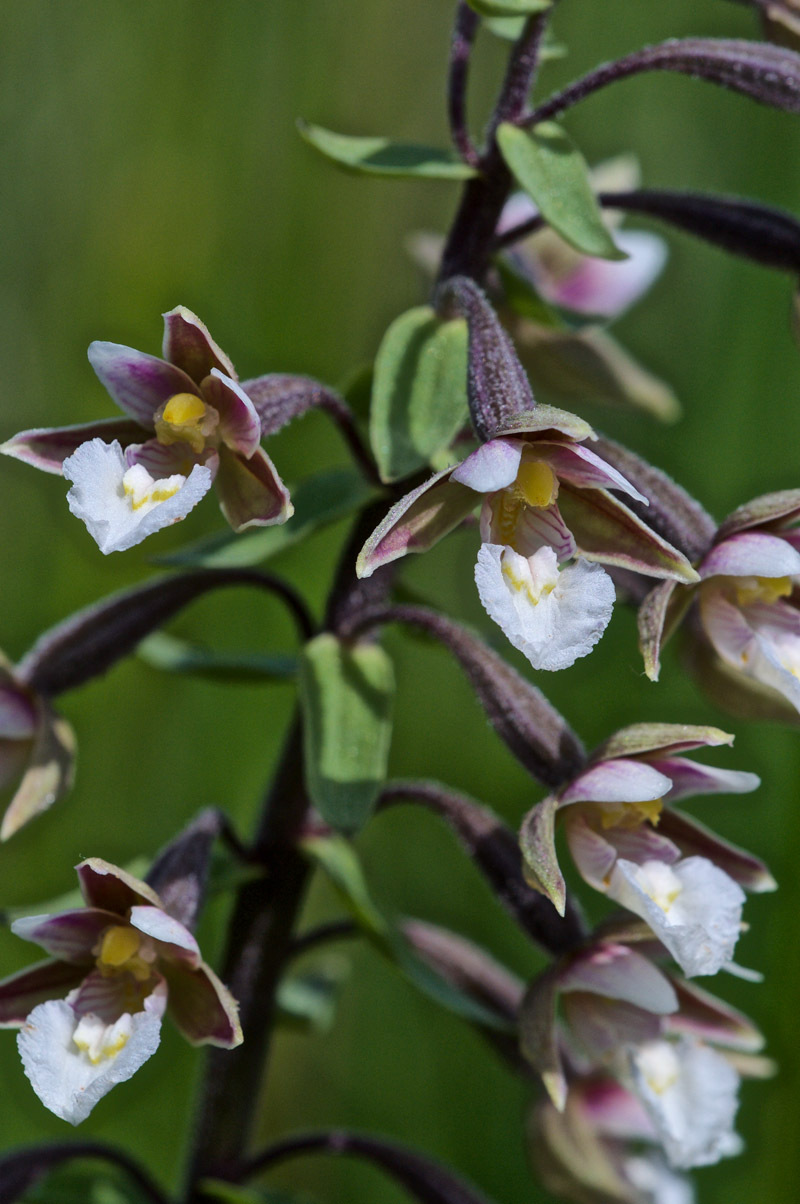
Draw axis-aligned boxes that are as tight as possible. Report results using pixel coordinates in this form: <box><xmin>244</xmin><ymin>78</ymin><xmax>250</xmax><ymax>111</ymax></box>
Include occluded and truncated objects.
<box><xmin>630</xmin><ymin>1038</ymin><xmax>741</xmax><ymax>1170</ymax></box>
<box><xmin>18</xmin><ymin>998</ymin><xmax>162</xmax><ymax>1125</ymax></box>
<box><xmin>62</xmin><ymin>438</ymin><xmax>212</xmax><ymax>554</ymax></box>
<box><xmin>475</xmin><ymin>543</ymin><xmax>615</xmax><ymax>671</ymax></box>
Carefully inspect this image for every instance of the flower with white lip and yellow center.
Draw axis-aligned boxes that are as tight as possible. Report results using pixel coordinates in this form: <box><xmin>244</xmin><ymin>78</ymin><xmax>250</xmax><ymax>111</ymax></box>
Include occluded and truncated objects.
<box><xmin>153</xmin><ymin>391</ymin><xmax>220</xmax><ymax>455</ymax></box>
<box><xmin>0</xmin><ymin>857</ymin><xmax>242</xmax><ymax>1124</ymax></box>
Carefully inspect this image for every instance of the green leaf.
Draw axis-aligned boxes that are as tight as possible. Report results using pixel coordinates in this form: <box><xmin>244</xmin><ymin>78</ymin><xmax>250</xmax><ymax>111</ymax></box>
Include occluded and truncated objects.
<box><xmin>299</xmin><ymin>634</ymin><xmax>395</xmax><ymax>834</ymax></box>
<box><xmin>297</xmin><ymin>121</ymin><xmax>477</xmax><ymax>180</ymax></box>
<box><xmin>199</xmin><ymin>1181</ymin><xmax>317</xmax><ymax>1204</ymax></box>
<box><xmin>466</xmin><ymin>0</ymin><xmax>551</xmax><ymax>16</ymax></box>
<box><xmin>160</xmin><ymin>467</ymin><xmax>375</xmax><ymax>568</ymax></box>
<box><xmin>302</xmin><ymin>835</ymin><xmax>513</xmax><ymax>1032</ymax></box>
<box><xmin>137</xmin><ymin>631</ymin><xmax>298</xmax><ymax>684</ymax></box>
<box><xmin>496</xmin><ymin>122</ymin><xmax>625</xmax><ymax>260</ymax></box>
<box><xmin>21</xmin><ymin>1166</ymin><xmax>151</xmax><ymax>1204</ymax></box>
<box><xmin>370</xmin><ymin>306</ymin><xmax>469</xmax><ymax>482</ymax></box>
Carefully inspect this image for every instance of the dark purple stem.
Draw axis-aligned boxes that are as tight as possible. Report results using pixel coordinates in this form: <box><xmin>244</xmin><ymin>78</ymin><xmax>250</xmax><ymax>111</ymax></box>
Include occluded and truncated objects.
<box><xmin>448</xmin><ymin>3</ymin><xmax>481</xmax><ymax>167</ymax></box>
<box><xmin>289</xmin><ymin>918</ymin><xmax>360</xmax><ymax>960</ymax></box>
<box><xmin>0</xmin><ymin>1142</ymin><xmax>170</xmax><ymax>1204</ymax></box>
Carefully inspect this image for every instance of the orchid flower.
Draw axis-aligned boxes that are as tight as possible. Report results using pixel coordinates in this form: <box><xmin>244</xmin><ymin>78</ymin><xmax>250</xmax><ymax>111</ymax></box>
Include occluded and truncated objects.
<box><xmin>640</xmin><ymin>488</ymin><xmax>800</xmax><ymax>720</ymax></box>
<box><xmin>0</xmin><ymin>858</ymin><xmax>241</xmax><ymax>1123</ymax></box>
<box><xmin>0</xmin><ymin>652</ymin><xmax>74</xmax><ymax>842</ymax></box>
<box><xmin>358</xmin><ymin>405</ymin><xmax>697</xmax><ymax>671</ymax></box>
<box><xmin>519</xmin><ymin>723</ymin><xmax>772</xmax><ymax>976</ymax></box>
<box><xmin>1</xmin><ymin>307</ymin><xmax>292</xmax><ymax>553</ymax></box>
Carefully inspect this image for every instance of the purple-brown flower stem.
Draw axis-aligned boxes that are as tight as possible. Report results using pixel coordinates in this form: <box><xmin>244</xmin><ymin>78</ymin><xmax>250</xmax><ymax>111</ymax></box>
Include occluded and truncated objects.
<box><xmin>0</xmin><ymin>1141</ymin><xmax>171</xmax><ymax>1204</ymax></box>
<box><xmin>315</xmin><ymin>390</ymin><xmax>385</xmax><ymax>490</ymax></box>
<box><xmin>491</xmin><ymin>211</ymin><xmax>544</xmax><ymax>251</ymax></box>
<box><xmin>289</xmin><ymin>918</ymin><xmax>360</xmax><ymax>960</ymax></box>
<box><xmin>448</xmin><ymin>4</ymin><xmax>482</xmax><ymax>167</ymax></box>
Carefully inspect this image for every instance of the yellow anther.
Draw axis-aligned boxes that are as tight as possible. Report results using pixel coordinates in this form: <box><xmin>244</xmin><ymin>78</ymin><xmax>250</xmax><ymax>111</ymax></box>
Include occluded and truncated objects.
<box><xmin>597</xmin><ymin>798</ymin><xmax>664</xmax><ymax>830</ymax></box>
<box><xmin>516</xmin><ymin>459</ymin><xmax>559</xmax><ymax>509</ymax></box>
<box><xmin>162</xmin><ymin>392</ymin><xmax>207</xmax><ymax>425</ymax></box>
<box><xmin>735</xmin><ymin>576</ymin><xmax>792</xmax><ymax>607</ymax></box>
<box><xmin>99</xmin><ymin>925</ymin><xmax>141</xmax><ymax>968</ymax></box>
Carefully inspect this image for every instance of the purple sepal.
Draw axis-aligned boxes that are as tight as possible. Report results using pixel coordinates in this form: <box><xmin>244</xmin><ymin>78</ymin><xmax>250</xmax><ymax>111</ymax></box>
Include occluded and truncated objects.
<box><xmin>77</xmin><ymin>858</ymin><xmax>162</xmax><ymax>915</ymax></box>
<box><xmin>356</xmin><ymin>470</ymin><xmax>477</xmax><ymax>578</ymax></box>
<box><xmin>541</xmin><ymin>442</ymin><xmax>648</xmax><ymax>504</ymax></box>
<box><xmin>202</xmin><ymin>370</ymin><xmax>262</xmax><ymax>457</ymax></box>
<box><xmin>87</xmin><ymin>342</ymin><xmax>200</xmax><ymax>427</ymax></box>
<box><xmin>666</xmin><ymin>976</ymin><xmax>764</xmax><ymax>1052</ymax></box>
<box><xmin>0</xmin><ymin>959</ymin><xmax>85</xmax><ymax>1026</ymax></box>
<box><xmin>162</xmin><ymin>306</ymin><xmax>237</xmax><ymax>384</ymax></box>
<box><xmin>699</xmin><ymin>531</ymin><xmax>800</xmax><ymax>579</ymax></box>
<box><xmin>649</xmin><ymin>756</ymin><xmax>760</xmax><ymax>802</ymax></box>
<box><xmin>657</xmin><ymin>808</ymin><xmax>776</xmax><ymax>892</ymax></box>
<box><xmin>10</xmin><ymin>909</ymin><xmax>118</xmax><ymax>963</ymax></box>
<box><xmin>0</xmin><ymin>418</ymin><xmax>146</xmax><ymax>475</ymax></box>
<box><xmin>214</xmin><ymin>444</ymin><xmax>293</xmax><ymax>531</ymax></box>
<box><xmin>160</xmin><ymin>960</ymin><xmax>242</xmax><ymax>1047</ymax></box>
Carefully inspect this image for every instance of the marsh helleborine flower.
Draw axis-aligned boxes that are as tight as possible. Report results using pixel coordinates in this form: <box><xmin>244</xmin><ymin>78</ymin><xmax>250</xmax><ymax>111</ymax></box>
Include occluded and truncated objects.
<box><xmin>0</xmin><ymin>858</ymin><xmax>241</xmax><ymax>1123</ymax></box>
<box><xmin>1</xmin><ymin>307</ymin><xmax>292</xmax><ymax>553</ymax></box>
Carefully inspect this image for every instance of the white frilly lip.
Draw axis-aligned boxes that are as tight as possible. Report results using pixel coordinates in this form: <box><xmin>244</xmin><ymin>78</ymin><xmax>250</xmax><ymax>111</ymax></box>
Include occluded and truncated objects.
<box><xmin>607</xmin><ymin>856</ymin><xmax>745</xmax><ymax>978</ymax></box>
<box><xmin>17</xmin><ymin>995</ymin><xmax>163</xmax><ymax>1124</ymax></box>
<box><xmin>62</xmin><ymin>438</ymin><xmax>213</xmax><ymax>554</ymax></box>
<box><xmin>629</xmin><ymin>1038</ymin><xmax>741</xmax><ymax>1170</ymax></box>
<box><xmin>474</xmin><ymin>543</ymin><xmax>615</xmax><ymax>671</ymax></box>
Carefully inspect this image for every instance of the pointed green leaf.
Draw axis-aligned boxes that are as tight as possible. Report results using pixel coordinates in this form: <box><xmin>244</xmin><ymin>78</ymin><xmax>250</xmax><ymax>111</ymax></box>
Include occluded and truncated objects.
<box><xmin>466</xmin><ymin>0</ymin><xmax>551</xmax><ymax>16</ymax></box>
<box><xmin>497</xmin><ymin>122</ymin><xmax>625</xmax><ymax>260</ymax></box>
<box><xmin>137</xmin><ymin>632</ymin><xmax>297</xmax><ymax>683</ymax></box>
<box><xmin>370</xmin><ymin>306</ymin><xmax>469</xmax><ymax>482</ymax></box>
<box><xmin>297</xmin><ymin>121</ymin><xmax>478</xmax><ymax>180</ymax></box>
<box><xmin>160</xmin><ymin>468</ymin><xmax>375</xmax><ymax>569</ymax></box>
<box><xmin>300</xmin><ymin>634</ymin><xmax>395</xmax><ymax>834</ymax></box>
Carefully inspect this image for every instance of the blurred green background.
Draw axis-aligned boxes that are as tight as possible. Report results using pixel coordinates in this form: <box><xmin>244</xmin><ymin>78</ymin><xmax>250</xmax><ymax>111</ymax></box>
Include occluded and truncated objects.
<box><xmin>1</xmin><ymin>1</ymin><xmax>799</xmax><ymax>1201</ymax></box>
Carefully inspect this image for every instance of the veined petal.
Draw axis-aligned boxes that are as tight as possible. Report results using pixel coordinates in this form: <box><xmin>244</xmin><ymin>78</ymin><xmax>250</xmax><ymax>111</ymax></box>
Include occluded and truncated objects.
<box><xmin>18</xmin><ymin>998</ymin><xmax>162</xmax><ymax>1125</ymax></box>
<box><xmin>88</xmin><ymin>342</ymin><xmax>200</xmax><ymax>427</ymax></box>
<box><xmin>356</xmin><ymin>469</ymin><xmax>477</xmax><ymax>578</ymax></box>
<box><xmin>560</xmin><ymin>759</ymin><xmax>673</xmax><ymax>807</ymax></box>
<box><xmin>214</xmin><ymin>444</ymin><xmax>292</xmax><ymax>531</ymax></box>
<box><xmin>62</xmin><ymin>439</ymin><xmax>213</xmax><ymax>555</ymax></box>
<box><xmin>630</xmin><ymin>1038</ymin><xmax>741</xmax><ymax>1169</ymax></box>
<box><xmin>603</xmin><ymin>822</ymin><xmax>681</xmax><ymax>867</ymax></box>
<box><xmin>77</xmin><ymin>858</ymin><xmax>162</xmax><ymax>914</ymax></box>
<box><xmin>0</xmin><ymin>685</ymin><xmax>37</xmax><ymax>740</ymax></box>
<box><xmin>450</xmin><ymin>437</ymin><xmax>523</xmax><ymax>492</ymax></box>
<box><xmin>202</xmin><ymin>369</ymin><xmax>262</xmax><ymax>458</ymax></box>
<box><xmin>657</xmin><ymin>808</ymin><xmax>776</xmax><ymax>893</ymax></box>
<box><xmin>607</xmin><ymin>857</ymin><xmax>745</xmax><ymax>978</ymax></box>
<box><xmin>701</xmin><ymin>587</ymin><xmax>800</xmax><ymax>713</ymax></box>
<box><xmin>129</xmin><ymin>905</ymin><xmax>200</xmax><ymax>965</ymax></box>
<box><xmin>161</xmin><ymin>960</ymin><xmax>242</xmax><ymax>1047</ymax></box>
<box><xmin>0</xmin><ymin>418</ymin><xmax>146</xmax><ymax>475</ymax></box>
<box><xmin>539</xmin><ymin>441</ymin><xmax>649</xmax><ymax>505</ymax></box>
<box><xmin>560</xmin><ymin>944</ymin><xmax>678</xmax><ymax>1014</ymax></box>
<box><xmin>69</xmin><ymin>968</ymin><xmax>155</xmax><ymax>1023</ymax></box>
<box><xmin>650</xmin><ymin>757</ymin><xmax>760</xmax><ymax>803</ymax></box>
<box><xmin>482</xmin><ymin>499</ymin><xmax>576</xmax><ymax>562</ymax></box>
<box><xmin>0</xmin><ymin>959</ymin><xmax>85</xmax><ymax>1026</ymax></box>
<box><xmin>563</xmin><ymin>993</ymin><xmax>662</xmax><ymax>1062</ymax></box>
<box><xmin>124</xmin><ymin>437</ymin><xmax>216</xmax><ymax>479</ymax></box>
<box><xmin>700</xmin><ymin>531</ymin><xmax>800</xmax><ymax>579</ymax></box>
<box><xmin>475</xmin><ymin>544</ymin><xmax>615</xmax><ymax>672</ymax></box>
<box><xmin>162</xmin><ymin>306</ymin><xmax>237</xmax><ymax>383</ymax></box>
<box><xmin>563</xmin><ymin>811</ymin><xmax>618</xmax><ymax>892</ymax></box>
<box><xmin>10</xmin><ymin>909</ymin><xmax>118</xmax><ymax>963</ymax></box>
<box><xmin>1</xmin><ymin>707</ymin><xmax>75</xmax><ymax>841</ymax></box>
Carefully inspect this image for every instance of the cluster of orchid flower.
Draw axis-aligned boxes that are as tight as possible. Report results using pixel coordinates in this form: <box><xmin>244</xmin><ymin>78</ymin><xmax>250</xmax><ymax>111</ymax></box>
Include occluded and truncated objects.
<box><xmin>3</xmin><ymin>2</ymin><xmax>800</xmax><ymax>1202</ymax></box>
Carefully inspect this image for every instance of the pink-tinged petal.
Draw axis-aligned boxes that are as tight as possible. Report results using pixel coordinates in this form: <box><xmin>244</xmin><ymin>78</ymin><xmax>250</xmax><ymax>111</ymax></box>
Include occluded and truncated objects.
<box><xmin>596</xmin><ymin>722</ymin><xmax>734</xmax><ymax>762</ymax></box>
<box><xmin>665</xmin><ymin>976</ymin><xmax>764</xmax><ymax>1052</ymax></box>
<box><xmin>76</xmin><ymin>858</ymin><xmax>162</xmax><ymax>914</ymax></box>
<box><xmin>539</xmin><ymin>442</ymin><xmax>648</xmax><ymax>505</ymax></box>
<box><xmin>202</xmin><ymin>370</ymin><xmax>262</xmax><ymax>457</ymax></box>
<box><xmin>483</xmin><ymin>499</ymin><xmax>576</xmax><ymax>562</ymax></box>
<box><xmin>560</xmin><ymin>759</ymin><xmax>672</xmax><ymax>807</ymax></box>
<box><xmin>700</xmin><ymin>531</ymin><xmax>800</xmax><ymax>580</ymax></box>
<box><xmin>0</xmin><ymin>708</ymin><xmax>76</xmax><ymax>841</ymax></box>
<box><xmin>214</xmin><ymin>444</ymin><xmax>292</xmax><ymax>532</ymax></box>
<box><xmin>540</xmin><ymin>231</ymin><xmax>667</xmax><ymax>320</ymax></box>
<box><xmin>563</xmin><ymin>993</ymin><xmax>661</xmax><ymax>1062</ymax></box>
<box><xmin>637</xmin><ymin>578</ymin><xmax>694</xmax><ymax>682</ymax></box>
<box><xmin>162</xmin><ymin>306</ymin><xmax>237</xmax><ymax>383</ymax></box>
<box><xmin>684</xmin><ymin>630</ymin><xmax>800</xmax><ymax>726</ymax></box>
<box><xmin>519</xmin><ymin>968</ymin><xmax>566</xmax><ymax>1109</ymax></box>
<box><xmin>0</xmin><ymin>739</ymin><xmax>31</xmax><ymax>793</ymax></box>
<box><xmin>0</xmin><ymin>419</ymin><xmax>146</xmax><ymax>475</ymax></box>
<box><xmin>0</xmin><ymin>685</ymin><xmax>37</xmax><ymax>739</ymax></box>
<box><xmin>518</xmin><ymin>794</ymin><xmax>565</xmax><ymax>915</ymax></box>
<box><xmin>699</xmin><ymin>587</ymin><xmax>755</xmax><ymax>666</ymax></box>
<box><xmin>124</xmin><ymin>437</ymin><xmax>213</xmax><ymax>478</ymax></box>
<box><xmin>560</xmin><ymin>944</ymin><xmax>678</xmax><ymax>1014</ymax></box>
<box><xmin>576</xmin><ymin>1077</ymin><xmax>657</xmax><ymax>1141</ymax></box>
<box><xmin>450</xmin><ymin>438</ymin><xmax>523</xmax><ymax>492</ymax></box>
<box><xmin>0</xmin><ymin>959</ymin><xmax>85</xmax><ymax>1026</ymax></box>
<box><xmin>558</xmin><ymin>486</ymin><xmax>700</xmax><ymax>583</ymax></box>
<box><xmin>702</xmin><ymin>591</ymin><xmax>800</xmax><ymax>713</ymax></box>
<box><xmin>161</xmin><ymin>960</ymin><xmax>242</xmax><ymax>1047</ymax></box>
<box><xmin>87</xmin><ymin>342</ymin><xmax>200</xmax><ymax>427</ymax></box>
<box><xmin>603</xmin><ymin>822</ymin><xmax>681</xmax><ymax>867</ymax></box>
<box><xmin>563</xmin><ymin>811</ymin><xmax>617</xmax><ymax>892</ymax></box>
<box><xmin>129</xmin><ymin>905</ymin><xmax>200</xmax><ymax>966</ymax></box>
<box><xmin>716</xmin><ymin>487</ymin><xmax>800</xmax><ymax>540</ymax></box>
<box><xmin>657</xmin><ymin>809</ymin><xmax>776</xmax><ymax>893</ymax></box>
<box><xmin>356</xmin><ymin>469</ymin><xmax>477</xmax><ymax>579</ymax></box>
<box><xmin>69</xmin><ymin>967</ymin><xmax>157</xmax><ymax>1022</ymax></box>
<box><xmin>10</xmin><ymin>909</ymin><xmax>118</xmax><ymax>964</ymax></box>
<box><xmin>649</xmin><ymin>757</ymin><xmax>760</xmax><ymax>803</ymax></box>
<box><xmin>492</xmin><ymin>403</ymin><xmax>596</xmax><ymax>444</ymax></box>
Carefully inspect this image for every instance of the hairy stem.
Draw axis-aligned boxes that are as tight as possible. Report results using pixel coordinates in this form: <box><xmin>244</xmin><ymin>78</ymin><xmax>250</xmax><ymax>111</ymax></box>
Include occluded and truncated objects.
<box><xmin>448</xmin><ymin>3</ymin><xmax>481</xmax><ymax>166</ymax></box>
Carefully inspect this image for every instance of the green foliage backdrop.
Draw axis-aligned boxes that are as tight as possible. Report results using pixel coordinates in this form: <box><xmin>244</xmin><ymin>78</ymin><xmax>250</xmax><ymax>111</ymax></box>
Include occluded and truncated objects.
<box><xmin>1</xmin><ymin>2</ymin><xmax>799</xmax><ymax>1200</ymax></box>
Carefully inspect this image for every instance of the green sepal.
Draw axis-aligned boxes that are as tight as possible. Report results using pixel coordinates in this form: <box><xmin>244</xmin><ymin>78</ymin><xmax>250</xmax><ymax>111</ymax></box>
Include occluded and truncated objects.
<box><xmin>299</xmin><ymin>634</ymin><xmax>395</xmax><ymax>834</ymax></box>
<box><xmin>497</xmin><ymin>122</ymin><xmax>625</xmax><ymax>260</ymax></box>
<box><xmin>297</xmin><ymin>121</ymin><xmax>478</xmax><ymax>180</ymax></box>
<box><xmin>370</xmin><ymin>306</ymin><xmax>469</xmax><ymax>482</ymax></box>
<box><xmin>518</xmin><ymin>794</ymin><xmax>565</xmax><ymax>915</ymax></box>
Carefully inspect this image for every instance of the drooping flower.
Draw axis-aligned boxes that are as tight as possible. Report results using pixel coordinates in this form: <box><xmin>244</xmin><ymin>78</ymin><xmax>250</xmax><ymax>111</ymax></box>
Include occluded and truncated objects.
<box><xmin>0</xmin><ymin>858</ymin><xmax>241</xmax><ymax>1123</ymax></box>
<box><xmin>1</xmin><ymin>307</ymin><xmax>293</xmax><ymax>553</ymax></box>
<box><xmin>0</xmin><ymin>653</ymin><xmax>74</xmax><ymax>842</ymax></box>
<box><xmin>640</xmin><ymin>488</ymin><xmax>800</xmax><ymax>721</ymax></box>
<box><xmin>358</xmin><ymin>406</ymin><xmax>697</xmax><ymax>672</ymax></box>
<box><xmin>519</xmin><ymin>723</ymin><xmax>772</xmax><ymax>976</ymax></box>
